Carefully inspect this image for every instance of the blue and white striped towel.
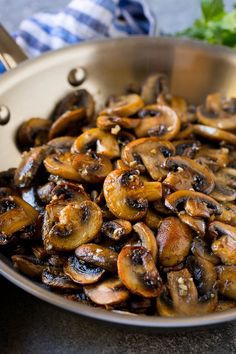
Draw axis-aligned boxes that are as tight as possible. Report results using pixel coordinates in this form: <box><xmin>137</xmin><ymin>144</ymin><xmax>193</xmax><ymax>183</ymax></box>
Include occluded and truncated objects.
<box><xmin>14</xmin><ymin>0</ymin><xmax>156</xmax><ymax>58</ymax></box>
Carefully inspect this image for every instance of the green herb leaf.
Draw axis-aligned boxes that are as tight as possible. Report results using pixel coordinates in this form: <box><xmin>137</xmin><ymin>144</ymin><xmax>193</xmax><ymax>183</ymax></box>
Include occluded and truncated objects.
<box><xmin>201</xmin><ymin>0</ymin><xmax>224</xmax><ymax>21</ymax></box>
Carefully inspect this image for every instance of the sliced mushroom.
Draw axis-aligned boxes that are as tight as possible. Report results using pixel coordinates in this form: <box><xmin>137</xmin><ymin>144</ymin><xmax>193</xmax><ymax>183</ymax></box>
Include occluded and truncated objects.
<box><xmin>197</xmin><ymin>93</ymin><xmax>236</xmax><ymax>130</ymax></box>
<box><xmin>210</xmin><ymin>226</ymin><xmax>236</xmax><ymax>265</ymax></box>
<box><xmin>97</xmin><ymin>115</ymin><xmax>141</xmax><ymax>130</ymax></box>
<box><xmin>217</xmin><ymin>202</ymin><xmax>236</xmax><ymax>226</ymax></box>
<box><xmin>173</xmin><ymin>140</ymin><xmax>200</xmax><ymax>159</ymax></box>
<box><xmin>143</xmin><ymin>209</ymin><xmax>162</xmax><ymax>231</ymax></box>
<box><xmin>208</xmin><ymin>221</ymin><xmax>236</xmax><ymax>240</ymax></box>
<box><xmin>193</xmin><ymin>124</ymin><xmax>236</xmax><ymax>145</ymax></box>
<box><xmin>117</xmin><ymin>246</ymin><xmax>162</xmax><ymax>298</ymax></box>
<box><xmin>12</xmin><ymin>255</ymin><xmax>46</xmax><ymax>278</ymax></box>
<box><xmin>210</xmin><ymin>180</ymin><xmax>236</xmax><ymax>202</ymax></box>
<box><xmin>100</xmin><ymin>94</ymin><xmax>144</xmax><ymax>117</ymax></box>
<box><xmin>178</xmin><ymin>212</ymin><xmax>206</xmax><ymax>236</ymax></box>
<box><xmin>42</xmin><ymin>266</ymin><xmax>81</xmax><ymax>290</ymax></box>
<box><xmin>0</xmin><ymin>196</ymin><xmax>38</xmax><ymax>236</ymax></box>
<box><xmin>217</xmin><ymin>265</ymin><xmax>236</xmax><ymax>300</ymax></box>
<box><xmin>47</xmin><ymin>136</ymin><xmax>76</xmax><ymax>152</ymax></box>
<box><xmin>14</xmin><ymin>145</ymin><xmax>51</xmax><ymax>188</ymax></box>
<box><xmin>44</xmin><ymin>152</ymin><xmax>81</xmax><ymax>181</ymax></box>
<box><xmin>72</xmin><ymin>128</ymin><xmax>120</xmax><ymax>159</ymax></box>
<box><xmin>75</xmin><ymin>243</ymin><xmax>118</xmax><ymax>273</ymax></box>
<box><xmin>164</xmin><ymin>156</ymin><xmax>215</xmax><ymax>194</ymax></box>
<box><xmin>102</xmin><ymin>219</ymin><xmax>132</xmax><ymax>241</ymax></box>
<box><xmin>104</xmin><ymin>169</ymin><xmax>162</xmax><ymax>220</ymax></box>
<box><xmin>32</xmin><ymin>246</ymin><xmax>48</xmax><ymax>260</ymax></box>
<box><xmin>191</xmin><ymin>237</ymin><xmax>220</xmax><ymax>265</ymax></box>
<box><xmin>84</xmin><ymin>277</ymin><xmax>129</xmax><ymax>305</ymax></box>
<box><xmin>135</xmin><ymin>105</ymin><xmax>180</xmax><ymax>139</ymax></box>
<box><xmin>133</xmin><ymin>222</ymin><xmax>158</xmax><ymax>262</ymax></box>
<box><xmin>16</xmin><ymin>117</ymin><xmax>51</xmax><ymax>151</ymax></box>
<box><xmin>64</xmin><ymin>256</ymin><xmax>105</xmax><ymax>284</ymax></box>
<box><xmin>51</xmin><ymin>89</ymin><xmax>95</xmax><ymax>121</ymax></box>
<box><xmin>72</xmin><ymin>152</ymin><xmax>112</xmax><ymax>183</ymax></box>
<box><xmin>195</xmin><ymin>147</ymin><xmax>229</xmax><ymax>171</ymax></box>
<box><xmin>156</xmin><ymin>217</ymin><xmax>192</xmax><ymax>267</ymax></box>
<box><xmin>185</xmin><ymin>198</ymin><xmax>211</xmax><ymax>218</ymax></box>
<box><xmin>43</xmin><ymin>200</ymin><xmax>102</xmax><ymax>252</ymax></box>
<box><xmin>215</xmin><ymin>300</ymin><xmax>236</xmax><ymax>312</ymax></box>
<box><xmin>215</xmin><ymin>168</ymin><xmax>236</xmax><ymax>189</ymax></box>
<box><xmin>51</xmin><ymin>182</ymin><xmax>88</xmax><ymax>204</ymax></box>
<box><xmin>141</xmin><ymin>73</ymin><xmax>168</xmax><ymax>104</ymax></box>
<box><xmin>156</xmin><ymin>287</ymin><xmax>176</xmax><ymax>317</ymax></box>
<box><xmin>165</xmin><ymin>190</ymin><xmax>222</xmax><ymax>218</ymax></box>
<box><xmin>186</xmin><ymin>256</ymin><xmax>217</xmax><ymax>295</ymax></box>
<box><xmin>175</xmin><ymin>123</ymin><xmax>194</xmax><ymax>140</ymax></box>
<box><xmin>122</xmin><ymin>138</ymin><xmax>175</xmax><ymax>180</ymax></box>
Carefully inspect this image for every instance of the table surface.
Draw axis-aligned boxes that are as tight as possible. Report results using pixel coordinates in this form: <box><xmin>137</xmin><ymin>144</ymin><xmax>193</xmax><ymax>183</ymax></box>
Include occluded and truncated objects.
<box><xmin>0</xmin><ymin>1</ymin><xmax>236</xmax><ymax>353</ymax></box>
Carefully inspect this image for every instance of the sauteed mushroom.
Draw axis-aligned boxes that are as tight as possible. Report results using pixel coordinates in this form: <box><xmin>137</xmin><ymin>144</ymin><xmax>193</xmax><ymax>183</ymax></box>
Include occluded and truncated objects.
<box><xmin>97</xmin><ymin>115</ymin><xmax>141</xmax><ymax>130</ymax></box>
<box><xmin>133</xmin><ymin>222</ymin><xmax>158</xmax><ymax>262</ymax></box>
<box><xmin>100</xmin><ymin>94</ymin><xmax>144</xmax><ymax>117</ymax></box>
<box><xmin>12</xmin><ymin>255</ymin><xmax>46</xmax><ymax>278</ymax></box>
<box><xmin>102</xmin><ymin>219</ymin><xmax>132</xmax><ymax>241</ymax></box>
<box><xmin>178</xmin><ymin>213</ymin><xmax>206</xmax><ymax>236</ymax></box>
<box><xmin>117</xmin><ymin>246</ymin><xmax>162</xmax><ymax>298</ymax></box>
<box><xmin>191</xmin><ymin>237</ymin><xmax>220</xmax><ymax>265</ymax></box>
<box><xmin>195</xmin><ymin>147</ymin><xmax>229</xmax><ymax>171</ymax></box>
<box><xmin>72</xmin><ymin>128</ymin><xmax>120</xmax><ymax>159</ymax></box>
<box><xmin>47</xmin><ymin>136</ymin><xmax>76</xmax><ymax>152</ymax></box>
<box><xmin>64</xmin><ymin>256</ymin><xmax>105</xmax><ymax>284</ymax></box>
<box><xmin>49</xmin><ymin>108</ymin><xmax>86</xmax><ymax>139</ymax></box>
<box><xmin>217</xmin><ymin>265</ymin><xmax>236</xmax><ymax>300</ymax></box>
<box><xmin>193</xmin><ymin>124</ymin><xmax>236</xmax><ymax>145</ymax></box>
<box><xmin>141</xmin><ymin>73</ymin><xmax>168</xmax><ymax>104</ymax></box>
<box><xmin>135</xmin><ymin>105</ymin><xmax>180</xmax><ymax>139</ymax></box>
<box><xmin>44</xmin><ymin>151</ymin><xmax>81</xmax><ymax>181</ymax></box>
<box><xmin>42</xmin><ymin>266</ymin><xmax>81</xmax><ymax>290</ymax></box>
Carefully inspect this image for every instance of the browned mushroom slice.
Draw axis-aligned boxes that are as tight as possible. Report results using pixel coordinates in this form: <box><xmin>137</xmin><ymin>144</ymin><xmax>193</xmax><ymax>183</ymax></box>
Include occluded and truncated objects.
<box><xmin>175</xmin><ymin>123</ymin><xmax>194</xmax><ymax>140</ymax></box>
<box><xmin>215</xmin><ymin>300</ymin><xmax>236</xmax><ymax>312</ymax></box>
<box><xmin>44</xmin><ymin>152</ymin><xmax>81</xmax><ymax>181</ymax></box>
<box><xmin>42</xmin><ymin>266</ymin><xmax>81</xmax><ymax>290</ymax></box>
<box><xmin>43</xmin><ymin>200</ymin><xmax>102</xmax><ymax>252</ymax></box>
<box><xmin>51</xmin><ymin>182</ymin><xmax>89</xmax><ymax>203</ymax></box>
<box><xmin>133</xmin><ymin>222</ymin><xmax>157</xmax><ymax>262</ymax></box>
<box><xmin>72</xmin><ymin>152</ymin><xmax>112</xmax><ymax>183</ymax></box>
<box><xmin>32</xmin><ymin>246</ymin><xmax>48</xmax><ymax>260</ymax></box>
<box><xmin>217</xmin><ymin>202</ymin><xmax>236</xmax><ymax>226</ymax></box>
<box><xmin>84</xmin><ymin>277</ymin><xmax>129</xmax><ymax>305</ymax></box>
<box><xmin>100</xmin><ymin>94</ymin><xmax>144</xmax><ymax>117</ymax></box>
<box><xmin>117</xmin><ymin>246</ymin><xmax>162</xmax><ymax>298</ymax></box>
<box><xmin>16</xmin><ymin>117</ymin><xmax>51</xmax><ymax>151</ymax></box>
<box><xmin>122</xmin><ymin>138</ymin><xmax>175</xmax><ymax>180</ymax></box>
<box><xmin>12</xmin><ymin>255</ymin><xmax>46</xmax><ymax>278</ymax></box>
<box><xmin>64</xmin><ymin>256</ymin><xmax>105</xmax><ymax>284</ymax></box>
<box><xmin>0</xmin><ymin>196</ymin><xmax>38</xmax><ymax>236</ymax></box>
<box><xmin>210</xmin><ymin>180</ymin><xmax>236</xmax><ymax>202</ymax></box>
<box><xmin>217</xmin><ymin>265</ymin><xmax>236</xmax><ymax>300</ymax></box>
<box><xmin>164</xmin><ymin>156</ymin><xmax>215</xmax><ymax>194</ymax></box>
<box><xmin>143</xmin><ymin>209</ymin><xmax>162</xmax><ymax>231</ymax></box>
<box><xmin>49</xmin><ymin>108</ymin><xmax>86</xmax><ymax>139</ymax></box>
<box><xmin>141</xmin><ymin>73</ymin><xmax>168</xmax><ymax>104</ymax></box>
<box><xmin>191</xmin><ymin>237</ymin><xmax>220</xmax><ymax>265</ymax></box>
<box><xmin>97</xmin><ymin>115</ymin><xmax>141</xmax><ymax>130</ymax></box>
<box><xmin>75</xmin><ymin>244</ymin><xmax>118</xmax><ymax>273</ymax></box>
<box><xmin>72</xmin><ymin>128</ymin><xmax>120</xmax><ymax>159</ymax></box>
<box><xmin>178</xmin><ymin>212</ymin><xmax>206</xmax><ymax>236</ymax></box>
<box><xmin>212</xmin><ymin>235</ymin><xmax>236</xmax><ymax>265</ymax></box>
<box><xmin>156</xmin><ymin>287</ymin><xmax>176</xmax><ymax>317</ymax></box>
<box><xmin>167</xmin><ymin>269</ymin><xmax>198</xmax><ymax>316</ymax></box>
<box><xmin>165</xmin><ymin>190</ymin><xmax>222</xmax><ymax>218</ymax></box>
<box><xmin>104</xmin><ymin>169</ymin><xmax>162</xmax><ymax>221</ymax></box>
<box><xmin>14</xmin><ymin>145</ymin><xmax>51</xmax><ymax>188</ymax></box>
<box><xmin>215</xmin><ymin>168</ymin><xmax>236</xmax><ymax>189</ymax></box>
<box><xmin>197</xmin><ymin>93</ymin><xmax>236</xmax><ymax>130</ymax></box>
<box><xmin>102</xmin><ymin>219</ymin><xmax>132</xmax><ymax>241</ymax></box>
<box><xmin>47</xmin><ymin>136</ymin><xmax>76</xmax><ymax>153</ymax></box>
<box><xmin>185</xmin><ymin>198</ymin><xmax>211</xmax><ymax>218</ymax></box>
<box><xmin>173</xmin><ymin>140</ymin><xmax>200</xmax><ymax>159</ymax></box>
<box><xmin>195</xmin><ymin>147</ymin><xmax>229</xmax><ymax>171</ymax></box>
<box><xmin>193</xmin><ymin>124</ymin><xmax>236</xmax><ymax>145</ymax></box>
<box><xmin>186</xmin><ymin>256</ymin><xmax>217</xmax><ymax>295</ymax></box>
<box><xmin>51</xmin><ymin>89</ymin><xmax>95</xmax><ymax>121</ymax></box>
<box><xmin>208</xmin><ymin>221</ymin><xmax>236</xmax><ymax>240</ymax></box>
<box><xmin>156</xmin><ymin>217</ymin><xmax>192</xmax><ymax>267</ymax></box>
<box><xmin>135</xmin><ymin>105</ymin><xmax>180</xmax><ymax>139</ymax></box>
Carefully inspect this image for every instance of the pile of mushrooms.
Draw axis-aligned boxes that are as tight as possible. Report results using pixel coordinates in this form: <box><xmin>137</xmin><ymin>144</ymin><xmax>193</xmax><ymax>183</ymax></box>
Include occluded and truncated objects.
<box><xmin>1</xmin><ymin>74</ymin><xmax>236</xmax><ymax>317</ymax></box>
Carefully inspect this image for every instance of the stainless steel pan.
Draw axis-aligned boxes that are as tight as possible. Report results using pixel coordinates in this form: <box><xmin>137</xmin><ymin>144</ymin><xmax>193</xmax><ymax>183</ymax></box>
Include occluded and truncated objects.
<box><xmin>0</xmin><ymin>25</ymin><xmax>236</xmax><ymax>329</ymax></box>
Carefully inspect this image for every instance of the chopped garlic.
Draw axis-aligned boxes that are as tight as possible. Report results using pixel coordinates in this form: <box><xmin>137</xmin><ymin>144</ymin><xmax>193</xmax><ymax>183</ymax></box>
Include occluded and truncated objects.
<box><xmin>111</xmin><ymin>124</ymin><xmax>121</xmax><ymax>135</ymax></box>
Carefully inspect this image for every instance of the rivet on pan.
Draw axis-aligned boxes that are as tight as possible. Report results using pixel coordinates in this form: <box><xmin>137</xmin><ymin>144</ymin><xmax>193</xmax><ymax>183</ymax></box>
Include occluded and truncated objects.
<box><xmin>68</xmin><ymin>67</ymin><xmax>87</xmax><ymax>87</ymax></box>
<box><xmin>0</xmin><ymin>105</ymin><xmax>10</xmax><ymax>125</ymax></box>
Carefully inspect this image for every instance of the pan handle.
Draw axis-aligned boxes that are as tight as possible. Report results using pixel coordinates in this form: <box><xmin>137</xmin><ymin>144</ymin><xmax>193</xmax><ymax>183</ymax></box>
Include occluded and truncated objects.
<box><xmin>0</xmin><ymin>24</ymin><xmax>28</xmax><ymax>71</ymax></box>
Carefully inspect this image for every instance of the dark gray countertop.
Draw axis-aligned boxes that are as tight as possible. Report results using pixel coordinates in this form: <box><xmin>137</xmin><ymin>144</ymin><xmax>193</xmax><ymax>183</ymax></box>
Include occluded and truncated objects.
<box><xmin>0</xmin><ymin>1</ymin><xmax>236</xmax><ymax>353</ymax></box>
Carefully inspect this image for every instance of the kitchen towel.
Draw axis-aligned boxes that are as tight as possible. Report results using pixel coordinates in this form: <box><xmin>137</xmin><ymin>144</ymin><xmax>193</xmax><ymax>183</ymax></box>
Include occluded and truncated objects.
<box><xmin>14</xmin><ymin>0</ymin><xmax>156</xmax><ymax>57</ymax></box>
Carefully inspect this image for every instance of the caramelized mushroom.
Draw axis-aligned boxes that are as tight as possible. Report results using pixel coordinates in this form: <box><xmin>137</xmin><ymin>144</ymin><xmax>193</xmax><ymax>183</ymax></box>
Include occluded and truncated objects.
<box><xmin>208</xmin><ymin>221</ymin><xmax>236</xmax><ymax>240</ymax></box>
<box><xmin>156</xmin><ymin>217</ymin><xmax>192</xmax><ymax>267</ymax></box>
<box><xmin>84</xmin><ymin>277</ymin><xmax>129</xmax><ymax>305</ymax></box>
<box><xmin>97</xmin><ymin>115</ymin><xmax>141</xmax><ymax>130</ymax></box>
<box><xmin>100</xmin><ymin>94</ymin><xmax>144</xmax><ymax>117</ymax></box>
<box><xmin>104</xmin><ymin>169</ymin><xmax>162</xmax><ymax>220</ymax></box>
<box><xmin>64</xmin><ymin>256</ymin><xmax>105</xmax><ymax>284</ymax></box>
<box><xmin>141</xmin><ymin>73</ymin><xmax>168</xmax><ymax>104</ymax></box>
<box><xmin>12</xmin><ymin>255</ymin><xmax>46</xmax><ymax>278</ymax></box>
<box><xmin>191</xmin><ymin>237</ymin><xmax>220</xmax><ymax>265</ymax></box>
<box><xmin>212</xmin><ymin>235</ymin><xmax>236</xmax><ymax>265</ymax></box>
<box><xmin>178</xmin><ymin>212</ymin><xmax>206</xmax><ymax>236</ymax></box>
<box><xmin>195</xmin><ymin>147</ymin><xmax>229</xmax><ymax>171</ymax></box>
<box><xmin>44</xmin><ymin>152</ymin><xmax>81</xmax><ymax>181</ymax></box>
<box><xmin>102</xmin><ymin>219</ymin><xmax>132</xmax><ymax>241</ymax></box>
<box><xmin>72</xmin><ymin>152</ymin><xmax>112</xmax><ymax>183</ymax></box>
<box><xmin>0</xmin><ymin>196</ymin><xmax>38</xmax><ymax>236</ymax></box>
<box><xmin>143</xmin><ymin>209</ymin><xmax>162</xmax><ymax>231</ymax></box>
<box><xmin>210</xmin><ymin>180</ymin><xmax>236</xmax><ymax>202</ymax></box>
<box><xmin>122</xmin><ymin>138</ymin><xmax>175</xmax><ymax>180</ymax></box>
<box><xmin>75</xmin><ymin>244</ymin><xmax>118</xmax><ymax>273</ymax></box>
<box><xmin>47</xmin><ymin>136</ymin><xmax>76</xmax><ymax>152</ymax></box>
<box><xmin>217</xmin><ymin>202</ymin><xmax>236</xmax><ymax>226</ymax></box>
<box><xmin>72</xmin><ymin>128</ymin><xmax>120</xmax><ymax>159</ymax></box>
<box><xmin>43</xmin><ymin>200</ymin><xmax>102</xmax><ymax>252</ymax></box>
<box><xmin>135</xmin><ymin>105</ymin><xmax>181</xmax><ymax>139</ymax></box>
<box><xmin>173</xmin><ymin>140</ymin><xmax>200</xmax><ymax>159</ymax></box>
<box><xmin>117</xmin><ymin>246</ymin><xmax>162</xmax><ymax>298</ymax></box>
<box><xmin>42</xmin><ymin>266</ymin><xmax>81</xmax><ymax>290</ymax></box>
<box><xmin>217</xmin><ymin>265</ymin><xmax>236</xmax><ymax>300</ymax></box>
<box><xmin>193</xmin><ymin>124</ymin><xmax>236</xmax><ymax>145</ymax></box>
<box><xmin>49</xmin><ymin>108</ymin><xmax>86</xmax><ymax>139</ymax></box>
<box><xmin>16</xmin><ymin>117</ymin><xmax>51</xmax><ymax>151</ymax></box>
<box><xmin>133</xmin><ymin>222</ymin><xmax>158</xmax><ymax>262</ymax></box>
